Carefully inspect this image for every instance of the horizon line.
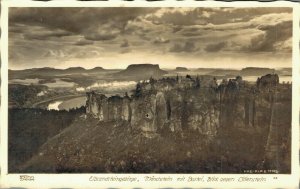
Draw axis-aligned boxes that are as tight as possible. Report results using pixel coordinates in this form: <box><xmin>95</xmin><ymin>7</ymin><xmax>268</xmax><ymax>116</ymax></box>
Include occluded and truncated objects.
<box><xmin>8</xmin><ymin>65</ymin><xmax>292</xmax><ymax>71</ymax></box>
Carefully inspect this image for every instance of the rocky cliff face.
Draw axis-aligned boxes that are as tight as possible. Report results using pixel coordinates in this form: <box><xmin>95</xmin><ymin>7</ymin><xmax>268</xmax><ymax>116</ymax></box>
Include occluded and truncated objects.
<box><xmin>86</xmin><ymin>81</ymin><xmax>220</xmax><ymax>137</ymax></box>
<box><xmin>86</xmin><ymin>74</ymin><xmax>287</xmax><ymax>140</ymax></box>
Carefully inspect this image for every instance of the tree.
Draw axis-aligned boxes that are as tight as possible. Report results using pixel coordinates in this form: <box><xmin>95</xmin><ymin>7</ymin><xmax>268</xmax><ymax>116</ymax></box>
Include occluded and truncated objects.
<box><xmin>135</xmin><ymin>82</ymin><xmax>142</xmax><ymax>97</ymax></box>
<box><xmin>195</xmin><ymin>75</ymin><xmax>201</xmax><ymax>88</ymax></box>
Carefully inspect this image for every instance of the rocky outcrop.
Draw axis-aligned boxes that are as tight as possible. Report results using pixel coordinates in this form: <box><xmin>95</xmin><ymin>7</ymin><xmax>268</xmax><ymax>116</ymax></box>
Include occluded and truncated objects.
<box><xmin>257</xmin><ymin>74</ymin><xmax>279</xmax><ymax>90</ymax></box>
<box><xmin>86</xmin><ymin>78</ymin><xmax>221</xmax><ymax>137</ymax></box>
<box><xmin>15</xmin><ymin>74</ymin><xmax>290</xmax><ymax>174</ymax></box>
<box><xmin>86</xmin><ymin>74</ymin><xmax>289</xmax><ymax>141</ymax></box>
<box><xmin>86</xmin><ymin>92</ymin><xmax>131</xmax><ymax>122</ymax></box>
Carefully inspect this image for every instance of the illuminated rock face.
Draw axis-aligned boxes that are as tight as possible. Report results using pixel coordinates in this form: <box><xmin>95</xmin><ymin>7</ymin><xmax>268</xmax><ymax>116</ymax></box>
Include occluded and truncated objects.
<box><xmin>86</xmin><ymin>78</ymin><xmax>220</xmax><ymax>136</ymax></box>
<box><xmin>86</xmin><ymin>74</ymin><xmax>286</xmax><ymax>139</ymax></box>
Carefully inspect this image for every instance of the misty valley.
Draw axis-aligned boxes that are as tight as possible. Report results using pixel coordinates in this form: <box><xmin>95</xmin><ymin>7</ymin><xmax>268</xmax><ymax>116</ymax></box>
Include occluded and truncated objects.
<box><xmin>8</xmin><ymin>64</ymin><xmax>292</xmax><ymax>173</ymax></box>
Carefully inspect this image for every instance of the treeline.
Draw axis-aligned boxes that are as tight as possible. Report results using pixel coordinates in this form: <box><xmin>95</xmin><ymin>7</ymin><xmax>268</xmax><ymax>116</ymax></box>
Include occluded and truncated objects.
<box><xmin>8</xmin><ymin>107</ymin><xmax>85</xmax><ymax>172</ymax></box>
<box><xmin>9</xmin><ymin>84</ymin><xmax>48</xmax><ymax>107</ymax></box>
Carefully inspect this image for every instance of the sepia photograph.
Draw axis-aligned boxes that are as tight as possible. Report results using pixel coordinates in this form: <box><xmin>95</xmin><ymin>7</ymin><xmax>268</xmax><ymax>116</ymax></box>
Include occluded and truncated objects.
<box><xmin>6</xmin><ymin>6</ymin><xmax>294</xmax><ymax>175</ymax></box>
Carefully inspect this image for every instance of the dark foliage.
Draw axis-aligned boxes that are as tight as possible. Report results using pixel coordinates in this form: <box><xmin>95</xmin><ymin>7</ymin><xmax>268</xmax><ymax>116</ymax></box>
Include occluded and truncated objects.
<box><xmin>9</xmin><ymin>84</ymin><xmax>48</xmax><ymax>107</ymax></box>
<box><xmin>8</xmin><ymin>107</ymin><xmax>85</xmax><ymax>172</ymax></box>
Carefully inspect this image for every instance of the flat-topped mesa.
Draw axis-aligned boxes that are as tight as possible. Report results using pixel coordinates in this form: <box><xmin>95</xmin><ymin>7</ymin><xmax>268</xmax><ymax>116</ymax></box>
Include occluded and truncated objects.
<box><xmin>241</xmin><ymin>67</ymin><xmax>275</xmax><ymax>76</ymax></box>
<box><xmin>127</xmin><ymin>64</ymin><xmax>160</xmax><ymax>69</ymax></box>
<box><xmin>175</xmin><ymin>67</ymin><xmax>189</xmax><ymax>72</ymax></box>
<box><xmin>116</xmin><ymin>64</ymin><xmax>168</xmax><ymax>79</ymax></box>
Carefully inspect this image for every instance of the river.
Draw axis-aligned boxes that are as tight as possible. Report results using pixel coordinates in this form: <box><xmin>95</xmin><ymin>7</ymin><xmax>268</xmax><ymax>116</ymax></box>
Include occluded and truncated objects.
<box><xmin>47</xmin><ymin>101</ymin><xmax>63</xmax><ymax>110</ymax></box>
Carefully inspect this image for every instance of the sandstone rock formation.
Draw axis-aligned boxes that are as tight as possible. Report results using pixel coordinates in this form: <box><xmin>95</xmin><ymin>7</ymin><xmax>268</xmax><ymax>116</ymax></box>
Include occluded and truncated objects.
<box><xmin>14</xmin><ymin>74</ymin><xmax>290</xmax><ymax>173</ymax></box>
<box><xmin>86</xmin><ymin>74</ymin><xmax>285</xmax><ymax>141</ymax></box>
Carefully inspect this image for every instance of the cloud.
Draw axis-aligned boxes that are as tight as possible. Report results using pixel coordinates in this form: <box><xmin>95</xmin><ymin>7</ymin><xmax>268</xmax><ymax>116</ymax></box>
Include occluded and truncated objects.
<box><xmin>84</xmin><ymin>32</ymin><xmax>119</xmax><ymax>41</ymax></box>
<box><xmin>276</xmin><ymin>37</ymin><xmax>292</xmax><ymax>52</ymax></box>
<box><xmin>120</xmin><ymin>39</ymin><xmax>129</xmax><ymax>47</ymax></box>
<box><xmin>9</xmin><ymin>24</ymin><xmax>25</xmax><ymax>33</ymax></box>
<box><xmin>124</xmin><ymin>16</ymin><xmax>170</xmax><ymax>39</ymax></box>
<box><xmin>170</xmin><ymin>41</ymin><xmax>197</xmax><ymax>52</ymax></box>
<box><xmin>120</xmin><ymin>48</ymin><xmax>131</xmax><ymax>54</ymax></box>
<box><xmin>41</xmin><ymin>46</ymin><xmax>104</xmax><ymax>59</ymax></box>
<box><xmin>181</xmin><ymin>32</ymin><xmax>204</xmax><ymax>37</ymax></box>
<box><xmin>124</xmin><ymin>18</ymin><xmax>152</xmax><ymax>35</ymax></box>
<box><xmin>139</xmin><ymin>34</ymin><xmax>151</xmax><ymax>41</ymax></box>
<box><xmin>172</xmin><ymin>26</ymin><xmax>182</xmax><ymax>33</ymax></box>
<box><xmin>145</xmin><ymin>8</ymin><xmax>209</xmax><ymax>26</ymax></box>
<box><xmin>10</xmin><ymin>8</ymin><xmax>157</xmax><ymax>35</ymax></box>
<box><xmin>73</xmin><ymin>50</ymin><xmax>101</xmax><ymax>58</ymax></box>
<box><xmin>153</xmin><ymin>36</ymin><xmax>170</xmax><ymax>44</ymax></box>
<box><xmin>251</xmin><ymin>13</ymin><xmax>292</xmax><ymax>26</ymax></box>
<box><xmin>244</xmin><ymin>20</ymin><xmax>292</xmax><ymax>52</ymax></box>
<box><xmin>43</xmin><ymin>49</ymin><xmax>67</xmax><ymax>58</ymax></box>
<box><xmin>74</xmin><ymin>39</ymin><xmax>94</xmax><ymax>46</ymax></box>
<box><xmin>145</xmin><ymin>7</ymin><xmax>291</xmax><ymax>27</ymax></box>
<box><xmin>205</xmin><ymin>42</ymin><xmax>227</xmax><ymax>52</ymax></box>
<box><xmin>68</xmin><ymin>46</ymin><xmax>104</xmax><ymax>59</ymax></box>
<box><xmin>84</xmin><ymin>24</ymin><xmax>120</xmax><ymax>41</ymax></box>
<box><xmin>193</xmin><ymin>12</ymin><xmax>292</xmax><ymax>53</ymax></box>
<box><xmin>23</xmin><ymin>27</ymin><xmax>73</xmax><ymax>40</ymax></box>
<box><xmin>8</xmin><ymin>7</ymin><xmax>292</xmax><ymax>70</ymax></box>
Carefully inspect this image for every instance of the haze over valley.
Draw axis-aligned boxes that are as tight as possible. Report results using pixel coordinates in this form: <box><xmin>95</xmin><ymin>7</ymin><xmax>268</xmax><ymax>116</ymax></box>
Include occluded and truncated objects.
<box><xmin>9</xmin><ymin>64</ymin><xmax>292</xmax><ymax>110</ymax></box>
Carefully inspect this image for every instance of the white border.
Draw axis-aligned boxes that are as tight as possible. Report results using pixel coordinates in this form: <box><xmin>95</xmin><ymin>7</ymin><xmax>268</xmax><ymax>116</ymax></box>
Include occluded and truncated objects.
<box><xmin>1</xmin><ymin>1</ymin><xmax>299</xmax><ymax>189</ymax></box>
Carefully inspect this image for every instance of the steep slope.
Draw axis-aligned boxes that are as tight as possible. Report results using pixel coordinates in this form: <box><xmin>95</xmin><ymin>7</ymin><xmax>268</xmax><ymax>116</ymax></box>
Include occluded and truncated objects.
<box><xmin>8</xmin><ymin>108</ymin><xmax>85</xmax><ymax>172</ymax></box>
<box><xmin>20</xmin><ymin>114</ymin><xmax>277</xmax><ymax>173</ymax></box>
<box><xmin>20</xmin><ymin>117</ymin><xmax>211</xmax><ymax>173</ymax></box>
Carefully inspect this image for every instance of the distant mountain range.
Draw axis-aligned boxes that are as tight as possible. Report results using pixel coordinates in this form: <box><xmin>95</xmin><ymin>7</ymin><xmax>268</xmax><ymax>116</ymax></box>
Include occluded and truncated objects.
<box><xmin>207</xmin><ymin>69</ymin><xmax>240</xmax><ymax>76</ymax></box>
<box><xmin>196</xmin><ymin>67</ymin><xmax>290</xmax><ymax>76</ymax></box>
<box><xmin>9</xmin><ymin>65</ymin><xmax>291</xmax><ymax>80</ymax></box>
<box><xmin>9</xmin><ymin>67</ymin><xmax>106</xmax><ymax>78</ymax></box>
